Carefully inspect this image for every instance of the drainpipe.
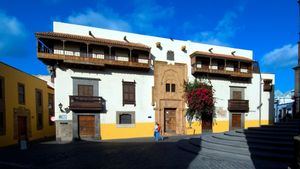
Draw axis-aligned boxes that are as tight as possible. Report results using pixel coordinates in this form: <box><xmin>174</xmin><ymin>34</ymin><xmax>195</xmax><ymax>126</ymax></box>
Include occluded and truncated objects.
<box><xmin>257</xmin><ymin>61</ymin><xmax>262</xmax><ymax>127</ymax></box>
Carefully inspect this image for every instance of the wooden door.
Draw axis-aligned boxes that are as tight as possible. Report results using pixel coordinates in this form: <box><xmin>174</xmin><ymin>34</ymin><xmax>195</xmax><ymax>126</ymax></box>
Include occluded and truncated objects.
<box><xmin>78</xmin><ymin>115</ymin><xmax>95</xmax><ymax>138</ymax></box>
<box><xmin>18</xmin><ymin>116</ymin><xmax>27</xmax><ymax>140</ymax></box>
<box><xmin>231</xmin><ymin>114</ymin><xmax>242</xmax><ymax>129</ymax></box>
<box><xmin>78</xmin><ymin>85</ymin><xmax>93</xmax><ymax>96</ymax></box>
<box><xmin>164</xmin><ymin>109</ymin><xmax>176</xmax><ymax>133</ymax></box>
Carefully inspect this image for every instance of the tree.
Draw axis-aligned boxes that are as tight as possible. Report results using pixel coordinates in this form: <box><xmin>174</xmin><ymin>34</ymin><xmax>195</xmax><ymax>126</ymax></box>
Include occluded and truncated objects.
<box><xmin>184</xmin><ymin>79</ymin><xmax>215</xmax><ymax>126</ymax></box>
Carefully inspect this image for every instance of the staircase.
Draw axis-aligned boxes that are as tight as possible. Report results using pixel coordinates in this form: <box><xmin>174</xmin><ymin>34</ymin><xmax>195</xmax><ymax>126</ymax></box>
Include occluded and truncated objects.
<box><xmin>177</xmin><ymin>120</ymin><xmax>300</xmax><ymax>168</ymax></box>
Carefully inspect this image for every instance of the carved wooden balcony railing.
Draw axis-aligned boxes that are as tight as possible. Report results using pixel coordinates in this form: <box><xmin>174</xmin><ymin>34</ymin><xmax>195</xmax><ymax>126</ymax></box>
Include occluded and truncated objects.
<box><xmin>228</xmin><ymin>99</ymin><xmax>249</xmax><ymax>112</ymax></box>
<box><xmin>69</xmin><ymin>96</ymin><xmax>105</xmax><ymax>112</ymax></box>
<box><xmin>191</xmin><ymin>66</ymin><xmax>252</xmax><ymax>78</ymax></box>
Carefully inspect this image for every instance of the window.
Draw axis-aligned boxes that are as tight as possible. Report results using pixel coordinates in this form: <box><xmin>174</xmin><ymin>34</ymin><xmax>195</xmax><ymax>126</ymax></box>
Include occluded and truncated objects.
<box><xmin>166</xmin><ymin>83</ymin><xmax>170</xmax><ymax>92</ymax></box>
<box><xmin>0</xmin><ymin>110</ymin><xmax>4</xmax><ymax>135</ymax></box>
<box><xmin>36</xmin><ymin>89</ymin><xmax>43</xmax><ymax>130</ymax></box>
<box><xmin>166</xmin><ymin>83</ymin><xmax>176</xmax><ymax>92</ymax></box>
<box><xmin>122</xmin><ymin>81</ymin><xmax>136</xmax><ymax>105</ymax></box>
<box><xmin>116</xmin><ymin>111</ymin><xmax>135</xmax><ymax>127</ymax></box>
<box><xmin>0</xmin><ymin>77</ymin><xmax>5</xmax><ymax>135</ymax></box>
<box><xmin>230</xmin><ymin>87</ymin><xmax>245</xmax><ymax>100</ymax></box>
<box><xmin>78</xmin><ymin>85</ymin><xmax>93</xmax><ymax>96</ymax></box>
<box><xmin>171</xmin><ymin>84</ymin><xmax>176</xmax><ymax>92</ymax></box>
<box><xmin>18</xmin><ymin>83</ymin><xmax>25</xmax><ymax>105</ymax></box>
<box><xmin>0</xmin><ymin>78</ymin><xmax>3</xmax><ymax>100</ymax></box>
<box><xmin>48</xmin><ymin>93</ymin><xmax>54</xmax><ymax>126</ymax></box>
<box><xmin>167</xmin><ymin>50</ymin><xmax>174</xmax><ymax>60</ymax></box>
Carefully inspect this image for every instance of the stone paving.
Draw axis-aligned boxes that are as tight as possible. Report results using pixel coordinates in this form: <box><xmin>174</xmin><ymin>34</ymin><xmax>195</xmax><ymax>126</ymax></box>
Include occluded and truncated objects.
<box><xmin>0</xmin><ymin>134</ymin><xmax>291</xmax><ymax>169</ymax></box>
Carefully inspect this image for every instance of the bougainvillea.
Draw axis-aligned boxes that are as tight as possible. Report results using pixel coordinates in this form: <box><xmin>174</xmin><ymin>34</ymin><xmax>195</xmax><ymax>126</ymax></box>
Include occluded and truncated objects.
<box><xmin>184</xmin><ymin>79</ymin><xmax>215</xmax><ymax>123</ymax></box>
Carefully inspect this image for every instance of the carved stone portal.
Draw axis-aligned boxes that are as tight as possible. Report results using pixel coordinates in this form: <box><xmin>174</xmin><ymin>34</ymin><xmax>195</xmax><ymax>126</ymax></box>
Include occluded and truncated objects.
<box><xmin>153</xmin><ymin>61</ymin><xmax>187</xmax><ymax>135</ymax></box>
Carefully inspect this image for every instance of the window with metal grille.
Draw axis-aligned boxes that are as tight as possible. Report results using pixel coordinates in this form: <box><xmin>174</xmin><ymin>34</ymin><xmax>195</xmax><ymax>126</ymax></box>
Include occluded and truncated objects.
<box><xmin>116</xmin><ymin>111</ymin><xmax>135</xmax><ymax>126</ymax></box>
<box><xmin>122</xmin><ymin>81</ymin><xmax>136</xmax><ymax>106</ymax></box>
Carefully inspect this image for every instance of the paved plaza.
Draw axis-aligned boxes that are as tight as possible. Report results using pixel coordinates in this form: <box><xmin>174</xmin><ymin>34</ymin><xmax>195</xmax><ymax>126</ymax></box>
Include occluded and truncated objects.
<box><xmin>0</xmin><ymin>134</ymin><xmax>292</xmax><ymax>169</ymax></box>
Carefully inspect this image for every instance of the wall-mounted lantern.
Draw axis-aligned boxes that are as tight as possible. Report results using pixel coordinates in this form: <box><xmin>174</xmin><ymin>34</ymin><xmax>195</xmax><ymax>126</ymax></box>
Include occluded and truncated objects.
<box><xmin>58</xmin><ymin>103</ymin><xmax>70</xmax><ymax>113</ymax></box>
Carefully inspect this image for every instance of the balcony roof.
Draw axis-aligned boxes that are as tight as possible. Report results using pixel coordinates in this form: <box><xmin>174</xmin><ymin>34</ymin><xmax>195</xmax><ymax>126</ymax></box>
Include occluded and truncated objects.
<box><xmin>35</xmin><ymin>32</ymin><xmax>151</xmax><ymax>51</ymax></box>
<box><xmin>190</xmin><ymin>51</ymin><xmax>253</xmax><ymax>62</ymax></box>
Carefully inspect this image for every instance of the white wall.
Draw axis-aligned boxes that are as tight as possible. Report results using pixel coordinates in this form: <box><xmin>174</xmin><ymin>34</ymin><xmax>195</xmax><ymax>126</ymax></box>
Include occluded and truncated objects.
<box><xmin>55</xmin><ymin>68</ymin><xmax>154</xmax><ymax>124</ymax></box>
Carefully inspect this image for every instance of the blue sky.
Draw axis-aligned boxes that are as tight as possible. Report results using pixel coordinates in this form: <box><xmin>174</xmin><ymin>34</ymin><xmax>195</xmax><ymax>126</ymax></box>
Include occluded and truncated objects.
<box><xmin>0</xmin><ymin>0</ymin><xmax>298</xmax><ymax>93</ymax></box>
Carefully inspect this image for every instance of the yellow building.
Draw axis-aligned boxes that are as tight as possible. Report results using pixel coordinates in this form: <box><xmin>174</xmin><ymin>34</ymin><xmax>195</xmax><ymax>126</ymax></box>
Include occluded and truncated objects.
<box><xmin>0</xmin><ymin>62</ymin><xmax>55</xmax><ymax>147</ymax></box>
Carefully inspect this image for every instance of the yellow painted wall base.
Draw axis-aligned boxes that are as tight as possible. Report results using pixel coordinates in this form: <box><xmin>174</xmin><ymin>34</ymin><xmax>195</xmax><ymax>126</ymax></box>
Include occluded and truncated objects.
<box><xmin>186</xmin><ymin>120</ymin><xmax>229</xmax><ymax>135</ymax></box>
<box><xmin>100</xmin><ymin>120</ymin><xmax>271</xmax><ymax>140</ymax></box>
<box><xmin>245</xmin><ymin>120</ymin><xmax>269</xmax><ymax>128</ymax></box>
<box><xmin>100</xmin><ymin>123</ymin><xmax>155</xmax><ymax>140</ymax></box>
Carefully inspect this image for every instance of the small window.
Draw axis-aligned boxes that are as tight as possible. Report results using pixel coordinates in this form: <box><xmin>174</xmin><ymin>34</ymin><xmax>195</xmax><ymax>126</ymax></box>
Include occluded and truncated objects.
<box><xmin>119</xmin><ymin>114</ymin><xmax>132</xmax><ymax>124</ymax></box>
<box><xmin>171</xmin><ymin>84</ymin><xmax>176</xmax><ymax>92</ymax></box>
<box><xmin>18</xmin><ymin>83</ymin><xmax>25</xmax><ymax>105</ymax></box>
<box><xmin>167</xmin><ymin>50</ymin><xmax>174</xmax><ymax>61</ymax></box>
<box><xmin>166</xmin><ymin>83</ymin><xmax>175</xmax><ymax>92</ymax></box>
<box><xmin>166</xmin><ymin>83</ymin><xmax>170</xmax><ymax>92</ymax></box>
<box><xmin>116</xmin><ymin>111</ymin><xmax>135</xmax><ymax>127</ymax></box>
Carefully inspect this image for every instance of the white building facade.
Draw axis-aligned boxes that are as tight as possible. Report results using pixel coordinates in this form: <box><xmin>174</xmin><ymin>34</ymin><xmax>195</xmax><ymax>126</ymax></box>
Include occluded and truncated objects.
<box><xmin>36</xmin><ymin>22</ymin><xmax>275</xmax><ymax>141</ymax></box>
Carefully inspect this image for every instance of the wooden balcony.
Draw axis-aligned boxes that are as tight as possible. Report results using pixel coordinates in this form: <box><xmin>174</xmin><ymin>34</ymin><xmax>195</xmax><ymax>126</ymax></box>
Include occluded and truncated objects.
<box><xmin>37</xmin><ymin>52</ymin><xmax>151</xmax><ymax>71</ymax></box>
<box><xmin>191</xmin><ymin>67</ymin><xmax>252</xmax><ymax>78</ymax></box>
<box><xmin>36</xmin><ymin>32</ymin><xmax>151</xmax><ymax>71</ymax></box>
<box><xmin>263</xmin><ymin>79</ymin><xmax>273</xmax><ymax>92</ymax></box>
<box><xmin>190</xmin><ymin>51</ymin><xmax>253</xmax><ymax>79</ymax></box>
<box><xmin>69</xmin><ymin>96</ymin><xmax>106</xmax><ymax>112</ymax></box>
<box><xmin>228</xmin><ymin>99</ymin><xmax>249</xmax><ymax>112</ymax></box>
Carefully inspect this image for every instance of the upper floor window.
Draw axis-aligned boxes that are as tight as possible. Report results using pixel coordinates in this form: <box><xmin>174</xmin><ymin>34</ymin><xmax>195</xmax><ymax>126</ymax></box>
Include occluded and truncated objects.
<box><xmin>167</xmin><ymin>50</ymin><xmax>174</xmax><ymax>61</ymax></box>
<box><xmin>122</xmin><ymin>81</ymin><xmax>136</xmax><ymax>106</ymax></box>
<box><xmin>18</xmin><ymin>83</ymin><xmax>25</xmax><ymax>105</ymax></box>
<box><xmin>78</xmin><ymin>85</ymin><xmax>93</xmax><ymax>96</ymax></box>
<box><xmin>36</xmin><ymin>89</ymin><xmax>43</xmax><ymax>130</ymax></box>
<box><xmin>230</xmin><ymin>87</ymin><xmax>245</xmax><ymax>100</ymax></box>
<box><xmin>0</xmin><ymin>77</ymin><xmax>4</xmax><ymax>135</ymax></box>
<box><xmin>0</xmin><ymin>77</ymin><xmax>3</xmax><ymax>100</ymax></box>
<box><xmin>166</xmin><ymin>83</ymin><xmax>176</xmax><ymax>92</ymax></box>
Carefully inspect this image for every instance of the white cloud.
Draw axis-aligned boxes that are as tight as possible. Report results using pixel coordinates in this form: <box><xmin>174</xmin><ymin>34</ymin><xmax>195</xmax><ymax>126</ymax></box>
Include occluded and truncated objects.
<box><xmin>261</xmin><ymin>44</ymin><xmax>297</xmax><ymax>69</ymax></box>
<box><xmin>193</xmin><ymin>10</ymin><xmax>239</xmax><ymax>46</ymax></box>
<box><xmin>67</xmin><ymin>9</ymin><xmax>131</xmax><ymax>31</ymax></box>
<box><xmin>0</xmin><ymin>11</ymin><xmax>27</xmax><ymax>57</ymax></box>
<box><xmin>64</xmin><ymin>0</ymin><xmax>174</xmax><ymax>36</ymax></box>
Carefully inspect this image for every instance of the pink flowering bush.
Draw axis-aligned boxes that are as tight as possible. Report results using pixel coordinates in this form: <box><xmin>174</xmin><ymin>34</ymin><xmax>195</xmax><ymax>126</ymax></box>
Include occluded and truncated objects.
<box><xmin>184</xmin><ymin>79</ymin><xmax>215</xmax><ymax>122</ymax></box>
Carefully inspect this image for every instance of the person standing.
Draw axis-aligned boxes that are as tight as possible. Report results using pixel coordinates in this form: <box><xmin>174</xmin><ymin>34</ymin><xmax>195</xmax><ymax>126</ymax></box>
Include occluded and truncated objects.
<box><xmin>154</xmin><ymin>122</ymin><xmax>163</xmax><ymax>142</ymax></box>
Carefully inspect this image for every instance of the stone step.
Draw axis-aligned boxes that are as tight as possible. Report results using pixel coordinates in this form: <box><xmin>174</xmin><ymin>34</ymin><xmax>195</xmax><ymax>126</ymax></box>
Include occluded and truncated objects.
<box><xmin>177</xmin><ymin>139</ymin><xmax>251</xmax><ymax>160</ymax></box>
<box><xmin>237</xmin><ymin>129</ymin><xmax>299</xmax><ymax>136</ymax></box>
<box><xmin>187</xmin><ymin>138</ymin><xmax>294</xmax><ymax>162</ymax></box>
<box><xmin>200</xmin><ymin>135</ymin><xmax>294</xmax><ymax>154</ymax></box>
<box><xmin>211</xmin><ymin>134</ymin><xmax>293</xmax><ymax>146</ymax></box>
<box><xmin>224</xmin><ymin>130</ymin><xmax>293</xmax><ymax>141</ymax></box>
<box><xmin>247</xmin><ymin>127</ymin><xmax>300</xmax><ymax>133</ymax></box>
<box><xmin>262</xmin><ymin>124</ymin><xmax>300</xmax><ymax>129</ymax></box>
